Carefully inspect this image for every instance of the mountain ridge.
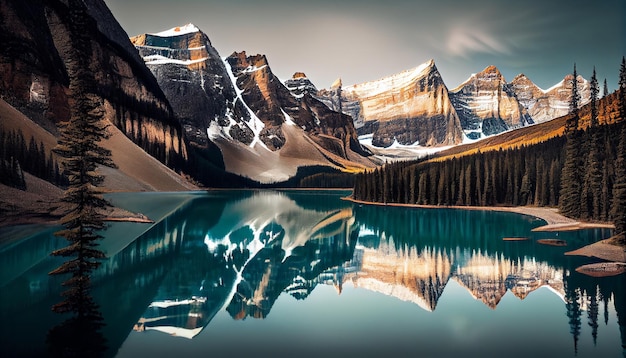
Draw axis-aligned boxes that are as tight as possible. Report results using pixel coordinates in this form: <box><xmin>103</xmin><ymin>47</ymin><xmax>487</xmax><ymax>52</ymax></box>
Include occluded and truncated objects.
<box><xmin>318</xmin><ymin>60</ymin><xmax>591</xmax><ymax>146</ymax></box>
<box><xmin>132</xmin><ymin>25</ymin><xmax>377</xmax><ymax>183</ymax></box>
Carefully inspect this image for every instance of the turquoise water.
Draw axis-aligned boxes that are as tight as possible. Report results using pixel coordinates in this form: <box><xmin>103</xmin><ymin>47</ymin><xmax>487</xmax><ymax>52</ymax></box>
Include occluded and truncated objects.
<box><xmin>0</xmin><ymin>190</ymin><xmax>623</xmax><ymax>357</ymax></box>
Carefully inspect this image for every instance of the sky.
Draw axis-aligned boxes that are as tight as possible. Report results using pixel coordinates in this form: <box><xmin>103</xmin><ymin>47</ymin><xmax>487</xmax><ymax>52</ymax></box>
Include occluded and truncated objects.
<box><xmin>105</xmin><ymin>0</ymin><xmax>625</xmax><ymax>91</ymax></box>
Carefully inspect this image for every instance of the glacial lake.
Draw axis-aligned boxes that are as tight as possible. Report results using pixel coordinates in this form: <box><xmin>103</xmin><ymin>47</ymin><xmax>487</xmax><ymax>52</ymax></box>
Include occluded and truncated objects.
<box><xmin>0</xmin><ymin>190</ymin><xmax>624</xmax><ymax>357</ymax></box>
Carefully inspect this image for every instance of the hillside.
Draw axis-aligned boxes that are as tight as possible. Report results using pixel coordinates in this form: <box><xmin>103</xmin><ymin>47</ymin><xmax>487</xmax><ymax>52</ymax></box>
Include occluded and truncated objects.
<box><xmin>433</xmin><ymin>91</ymin><xmax>622</xmax><ymax>161</ymax></box>
<box><xmin>0</xmin><ymin>98</ymin><xmax>197</xmax><ymax>227</ymax></box>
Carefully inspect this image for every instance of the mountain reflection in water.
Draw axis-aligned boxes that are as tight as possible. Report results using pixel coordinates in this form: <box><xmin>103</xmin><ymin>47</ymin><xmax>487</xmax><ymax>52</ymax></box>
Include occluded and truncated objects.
<box><xmin>0</xmin><ymin>190</ymin><xmax>623</xmax><ymax>357</ymax></box>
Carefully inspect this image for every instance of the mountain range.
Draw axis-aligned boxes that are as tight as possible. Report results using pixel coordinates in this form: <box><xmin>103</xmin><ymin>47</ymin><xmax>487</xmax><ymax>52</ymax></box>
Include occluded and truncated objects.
<box><xmin>0</xmin><ymin>0</ymin><xmax>594</xmax><ymax>191</ymax></box>
<box><xmin>131</xmin><ymin>24</ymin><xmax>375</xmax><ymax>183</ymax></box>
<box><xmin>317</xmin><ymin>60</ymin><xmax>590</xmax><ymax>145</ymax></box>
<box><xmin>129</xmin><ymin>23</ymin><xmax>591</xmax><ymax>170</ymax></box>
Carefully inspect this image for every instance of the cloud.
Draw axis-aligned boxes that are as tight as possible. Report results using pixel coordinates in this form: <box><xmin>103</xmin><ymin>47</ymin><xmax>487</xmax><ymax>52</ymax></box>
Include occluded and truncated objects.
<box><xmin>445</xmin><ymin>25</ymin><xmax>510</xmax><ymax>58</ymax></box>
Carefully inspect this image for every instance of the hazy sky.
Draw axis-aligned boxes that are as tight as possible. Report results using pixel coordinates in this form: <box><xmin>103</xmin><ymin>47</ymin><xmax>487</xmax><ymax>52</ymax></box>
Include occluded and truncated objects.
<box><xmin>106</xmin><ymin>0</ymin><xmax>625</xmax><ymax>90</ymax></box>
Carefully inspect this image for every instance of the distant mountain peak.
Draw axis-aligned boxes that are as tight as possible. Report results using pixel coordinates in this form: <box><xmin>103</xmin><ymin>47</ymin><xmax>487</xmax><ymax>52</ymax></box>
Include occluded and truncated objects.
<box><xmin>292</xmin><ymin>72</ymin><xmax>307</xmax><ymax>79</ymax></box>
<box><xmin>228</xmin><ymin>51</ymin><xmax>269</xmax><ymax>71</ymax></box>
<box><xmin>330</xmin><ymin>77</ymin><xmax>342</xmax><ymax>89</ymax></box>
<box><xmin>150</xmin><ymin>23</ymin><xmax>200</xmax><ymax>37</ymax></box>
<box><xmin>453</xmin><ymin>65</ymin><xmax>505</xmax><ymax>92</ymax></box>
<box><xmin>482</xmin><ymin>65</ymin><xmax>502</xmax><ymax>75</ymax></box>
<box><xmin>343</xmin><ymin>58</ymin><xmax>437</xmax><ymax>97</ymax></box>
<box><xmin>513</xmin><ymin>73</ymin><xmax>529</xmax><ymax>81</ymax></box>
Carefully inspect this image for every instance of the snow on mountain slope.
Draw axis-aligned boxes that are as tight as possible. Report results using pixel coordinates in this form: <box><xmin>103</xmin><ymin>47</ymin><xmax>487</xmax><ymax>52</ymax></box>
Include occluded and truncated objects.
<box><xmin>510</xmin><ymin>73</ymin><xmax>591</xmax><ymax>124</ymax></box>
<box><xmin>318</xmin><ymin>59</ymin><xmax>464</xmax><ymax>148</ymax></box>
<box><xmin>343</xmin><ymin>60</ymin><xmax>435</xmax><ymax>98</ymax></box>
<box><xmin>449</xmin><ymin>65</ymin><xmax>533</xmax><ymax>139</ymax></box>
<box><xmin>150</xmin><ymin>23</ymin><xmax>200</xmax><ymax>37</ymax></box>
<box><xmin>131</xmin><ymin>25</ymin><xmax>255</xmax><ymax>148</ymax></box>
<box><xmin>132</xmin><ymin>25</ymin><xmax>375</xmax><ymax>182</ymax></box>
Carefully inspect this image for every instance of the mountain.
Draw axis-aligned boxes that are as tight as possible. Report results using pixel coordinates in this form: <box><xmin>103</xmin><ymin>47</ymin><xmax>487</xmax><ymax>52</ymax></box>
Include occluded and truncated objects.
<box><xmin>449</xmin><ymin>65</ymin><xmax>534</xmax><ymax>139</ymax></box>
<box><xmin>132</xmin><ymin>25</ymin><xmax>375</xmax><ymax>183</ymax></box>
<box><xmin>130</xmin><ymin>24</ymin><xmax>251</xmax><ymax>149</ymax></box>
<box><xmin>510</xmin><ymin>73</ymin><xmax>591</xmax><ymax>124</ymax></box>
<box><xmin>434</xmin><ymin>90</ymin><xmax>621</xmax><ymax>162</ymax></box>
<box><xmin>0</xmin><ymin>0</ymin><xmax>188</xmax><ymax>171</ymax></box>
<box><xmin>318</xmin><ymin>60</ymin><xmax>464</xmax><ymax>147</ymax></box>
<box><xmin>317</xmin><ymin>62</ymin><xmax>593</xmax><ymax>148</ymax></box>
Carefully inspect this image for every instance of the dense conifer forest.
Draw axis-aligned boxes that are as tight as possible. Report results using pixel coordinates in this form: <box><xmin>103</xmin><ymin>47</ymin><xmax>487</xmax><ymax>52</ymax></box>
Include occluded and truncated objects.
<box><xmin>353</xmin><ymin>120</ymin><xmax>622</xmax><ymax>217</ymax></box>
<box><xmin>354</xmin><ymin>59</ymin><xmax>626</xmax><ymax>238</ymax></box>
<box><xmin>0</xmin><ymin>127</ymin><xmax>66</xmax><ymax>189</ymax></box>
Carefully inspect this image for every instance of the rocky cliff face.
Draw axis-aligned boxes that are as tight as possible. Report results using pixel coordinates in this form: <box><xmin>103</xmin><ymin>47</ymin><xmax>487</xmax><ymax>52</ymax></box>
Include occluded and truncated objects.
<box><xmin>318</xmin><ymin>60</ymin><xmax>464</xmax><ymax>147</ymax></box>
<box><xmin>131</xmin><ymin>25</ymin><xmax>374</xmax><ymax>182</ymax></box>
<box><xmin>0</xmin><ymin>0</ymin><xmax>188</xmax><ymax>172</ymax></box>
<box><xmin>0</xmin><ymin>0</ymin><xmax>188</xmax><ymax>170</ymax></box>
<box><xmin>226</xmin><ymin>53</ymin><xmax>369</xmax><ymax>157</ymax></box>
<box><xmin>131</xmin><ymin>25</ymin><xmax>253</xmax><ymax>148</ymax></box>
<box><xmin>450</xmin><ymin>66</ymin><xmax>533</xmax><ymax>139</ymax></box>
<box><xmin>510</xmin><ymin>73</ymin><xmax>591</xmax><ymax>124</ymax></box>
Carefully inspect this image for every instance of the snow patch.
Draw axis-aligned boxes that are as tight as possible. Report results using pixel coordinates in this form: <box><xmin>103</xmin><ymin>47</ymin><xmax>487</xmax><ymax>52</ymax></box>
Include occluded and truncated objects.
<box><xmin>343</xmin><ymin>59</ymin><xmax>434</xmax><ymax>97</ymax></box>
<box><xmin>144</xmin><ymin>54</ymin><xmax>207</xmax><ymax>66</ymax></box>
<box><xmin>541</xmin><ymin>79</ymin><xmax>565</xmax><ymax>94</ymax></box>
<box><xmin>243</xmin><ymin>65</ymin><xmax>268</xmax><ymax>73</ymax></box>
<box><xmin>150</xmin><ymin>23</ymin><xmax>200</xmax><ymax>37</ymax></box>
<box><xmin>281</xmin><ymin>109</ymin><xmax>296</xmax><ymax>126</ymax></box>
<box><xmin>359</xmin><ymin>133</ymin><xmax>453</xmax><ymax>160</ymax></box>
<box><xmin>222</xmin><ymin>58</ymin><xmax>269</xmax><ymax>150</ymax></box>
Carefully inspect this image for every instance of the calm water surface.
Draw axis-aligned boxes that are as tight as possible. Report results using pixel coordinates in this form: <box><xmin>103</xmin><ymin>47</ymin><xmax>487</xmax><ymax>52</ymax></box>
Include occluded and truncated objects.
<box><xmin>0</xmin><ymin>190</ymin><xmax>624</xmax><ymax>357</ymax></box>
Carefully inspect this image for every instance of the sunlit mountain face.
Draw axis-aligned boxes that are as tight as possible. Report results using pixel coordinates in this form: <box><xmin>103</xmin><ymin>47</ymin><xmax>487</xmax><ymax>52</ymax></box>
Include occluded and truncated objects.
<box><xmin>2</xmin><ymin>190</ymin><xmax>622</xmax><ymax>357</ymax></box>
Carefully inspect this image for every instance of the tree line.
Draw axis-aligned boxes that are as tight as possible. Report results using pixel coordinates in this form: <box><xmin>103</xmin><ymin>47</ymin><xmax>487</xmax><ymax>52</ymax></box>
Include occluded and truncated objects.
<box><xmin>353</xmin><ymin>136</ymin><xmax>568</xmax><ymax>208</ymax></box>
<box><xmin>0</xmin><ymin>127</ymin><xmax>66</xmax><ymax>189</ymax></box>
<box><xmin>354</xmin><ymin>58</ymin><xmax>626</xmax><ymax>239</ymax></box>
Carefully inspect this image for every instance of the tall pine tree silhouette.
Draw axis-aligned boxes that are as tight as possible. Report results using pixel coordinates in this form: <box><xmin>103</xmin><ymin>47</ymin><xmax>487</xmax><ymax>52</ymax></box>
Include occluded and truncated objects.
<box><xmin>49</xmin><ymin>0</ymin><xmax>116</xmax><ymax>320</ymax></box>
<box><xmin>559</xmin><ymin>64</ymin><xmax>582</xmax><ymax>218</ymax></box>
<box><xmin>612</xmin><ymin>57</ymin><xmax>626</xmax><ymax>240</ymax></box>
<box><xmin>582</xmin><ymin>67</ymin><xmax>603</xmax><ymax>219</ymax></box>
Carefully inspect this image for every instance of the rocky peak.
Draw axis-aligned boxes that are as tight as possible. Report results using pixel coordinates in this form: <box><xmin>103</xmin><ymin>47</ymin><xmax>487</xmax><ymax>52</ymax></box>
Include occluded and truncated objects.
<box><xmin>132</xmin><ymin>25</ymin><xmax>373</xmax><ymax>182</ymax></box>
<box><xmin>318</xmin><ymin>59</ymin><xmax>463</xmax><ymax>147</ymax></box>
<box><xmin>453</xmin><ymin>65</ymin><xmax>506</xmax><ymax>93</ymax></box>
<box><xmin>330</xmin><ymin>78</ymin><xmax>342</xmax><ymax>89</ymax></box>
<box><xmin>512</xmin><ymin>73</ymin><xmax>532</xmax><ymax>84</ymax></box>
<box><xmin>509</xmin><ymin>72</ymin><xmax>591</xmax><ymax>124</ymax></box>
<box><xmin>227</xmin><ymin>51</ymin><xmax>270</xmax><ymax>73</ymax></box>
<box><xmin>132</xmin><ymin>25</ymin><xmax>254</xmax><ymax>148</ymax></box>
<box><xmin>483</xmin><ymin>65</ymin><xmax>502</xmax><ymax>75</ymax></box>
<box><xmin>284</xmin><ymin>72</ymin><xmax>318</xmax><ymax>98</ymax></box>
<box><xmin>450</xmin><ymin>65</ymin><xmax>532</xmax><ymax>139</ymax></box>
<box><xmin>131</xmin><ymin>24</ymin><xmax>213</xmax><ymax>70</ymax></box>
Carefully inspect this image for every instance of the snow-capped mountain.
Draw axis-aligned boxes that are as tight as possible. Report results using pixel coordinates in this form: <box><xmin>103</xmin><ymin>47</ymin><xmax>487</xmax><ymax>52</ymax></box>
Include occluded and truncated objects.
<box><xmin>510</xmin><ymin>73</ymin><xmax>591</xmax><ymax>124</ymax></box>
<box><xmin>131</xmin><ymin>24</ymin><xmax>252</xmax><ymax>148</ymax></box>
<box><xmin>132</xmin><ymin>25</ymin><xmax>375</xmax><ymax>182</ymax></box>
<box><xmin>449</xmin><ymin>65</ymin><xmax>534</xmax><ymax>139</ymax></box>
<box><xmin>317</xmin><ymin>60</ymin><xmax>464</xmax><ymax>148</ymax></box>
<box><xmin>318</xmin><ymin>62</ymin><xmax>591</xmax><ymax>148</ymax></box>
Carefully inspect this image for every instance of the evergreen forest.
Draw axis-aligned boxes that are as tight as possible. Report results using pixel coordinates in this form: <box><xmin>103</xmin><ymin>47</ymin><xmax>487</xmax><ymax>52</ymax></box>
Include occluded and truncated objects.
<box><xmin>354</xmin><ymin>59</ymin><xmax>626</xmax><ymax>239</ymax></box>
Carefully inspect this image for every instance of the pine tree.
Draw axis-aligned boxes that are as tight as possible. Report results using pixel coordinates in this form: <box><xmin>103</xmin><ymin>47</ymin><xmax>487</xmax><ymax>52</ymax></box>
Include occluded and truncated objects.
<box><xmin>590</xmin><ymin>67</ymin><xmax>599</xmax><ymax>128</ymax></box>
<box><xmin>603</xmin><ymin>79</ymin><xmax>609</xmax><ymax>98</ymax></box>
<box><xmin>583</xmin><ymin>68</ymin><xmax>603</xmax><ymax>219</ymax></box>
<box><xmin>565</xmin><ymin>279</ymin><xmax>582</xmax><ymax>355</ymax></box>
<box><xmin>560</xmin><ymin>64</ymin><xmax>583</xmax><ymax>218</ymax></box>
<box><xmin>617</xmin><ymin>57</ymin><xmax>626</xmax><ymax>119</ymax></box>
<box><xmin>613</xmin><ymin>58</ymin><xmax>626</xmax><ymax>239</ymax></box>
<box><xmin>611</xmin><ymin>124</ymin><xmax>626</xmax><ymax>239</ymax></box>
<box><xmin>49</xmin><ymin>0</ymin><xmax>116</xmax><ymax>319</ymax></box>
